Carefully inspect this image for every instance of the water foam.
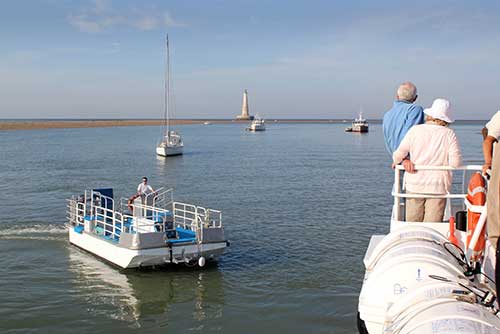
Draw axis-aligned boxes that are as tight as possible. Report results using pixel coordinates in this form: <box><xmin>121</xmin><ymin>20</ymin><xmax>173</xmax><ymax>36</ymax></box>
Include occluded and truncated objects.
<box><xmin>0</xmin><ymin>223</ymin><xmax>67</xmax><ymax>240</ymax></box>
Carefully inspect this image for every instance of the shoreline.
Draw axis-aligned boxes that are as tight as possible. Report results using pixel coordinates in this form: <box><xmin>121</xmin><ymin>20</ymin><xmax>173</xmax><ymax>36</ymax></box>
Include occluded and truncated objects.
<box><xmin>0</xmin><ymin>119</ymin><xmax>352</xmax><ymax>131</ymax></box>
<box><xmin>0</xmin><ymin>119</ymin><xmax>485</xmax><ymax>131</ymax></box>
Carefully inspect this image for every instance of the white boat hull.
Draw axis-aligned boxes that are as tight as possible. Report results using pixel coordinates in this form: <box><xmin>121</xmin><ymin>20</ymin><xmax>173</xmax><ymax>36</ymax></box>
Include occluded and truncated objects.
<box><xmin>156</xmin><ymin>145</ymin><xmax>183</xmax><ymax>157</ymax></box>
<box><xmin>69</xmin><ymin>228</ymin><xmax>226</xmax><ymax>269</ymax></box>
<box><xmin>247</xmin><ymin>126</ymin><xmax>265</xmax><ymax>131</ymax></box>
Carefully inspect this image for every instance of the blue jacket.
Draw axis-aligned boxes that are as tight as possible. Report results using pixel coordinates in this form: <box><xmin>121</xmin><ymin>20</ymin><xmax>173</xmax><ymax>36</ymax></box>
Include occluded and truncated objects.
<box><xmin>383</xmin><ymin>100</ymin><xmax>424</xmax><ymax>155</ymax></box>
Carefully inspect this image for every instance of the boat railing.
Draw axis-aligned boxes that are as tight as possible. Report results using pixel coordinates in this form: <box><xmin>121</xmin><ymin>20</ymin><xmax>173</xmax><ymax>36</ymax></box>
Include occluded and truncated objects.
<box><xmin>148</xmin><ymin>187</ymin><xmax>174</xmax><ymax>209</ymax></box>
<box><xmin>89</xmin><ymin>190</ymin><xmax>115</xmax><ymax>213</ymax></box>
<box><xmin>173</xmin><ymin>202</ymin><xmax>223</xmax><ymax>241</ymax></box>
<box><xmin>173</xmin><ymin>202</ymin><xmax>198</xmax><ymax>231</ymax></box>
<box><xmin>66</xmin><ymin>198</ymin><xmax>86</xmax><ymax>226</ymax></box>
<box><xmin>124</xmin><ymin>200</ymin><xmax>172</xmax><ymax>225</ymax></box>
<box><xmin>392</xmin><ymin>164</ymin><xmax>483</xmax><ymax>224</ymax></box>
<box><xmin>93</xmin><ymin>204</ymin><xmax>123</xmax><ymax>239</ymax></box>
<box><xmin>67</xmin><ymin>195</ymin><xmax>125</xmax><ymax>241</ymax></box>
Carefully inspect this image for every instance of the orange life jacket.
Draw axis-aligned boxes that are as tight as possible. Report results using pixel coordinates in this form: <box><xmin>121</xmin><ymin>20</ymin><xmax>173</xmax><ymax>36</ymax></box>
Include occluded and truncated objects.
<box><xmin>466</xmin><ymin>172</ymin><xmax>487</xmax><ymax>261</ymax></box>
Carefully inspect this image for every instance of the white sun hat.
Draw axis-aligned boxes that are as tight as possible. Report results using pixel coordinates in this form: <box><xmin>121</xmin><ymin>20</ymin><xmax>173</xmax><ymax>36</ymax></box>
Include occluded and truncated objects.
<box><xmin>423</xmin><ymin>98</ymin><xmax>454</xmax><ymax>123</ymax></box>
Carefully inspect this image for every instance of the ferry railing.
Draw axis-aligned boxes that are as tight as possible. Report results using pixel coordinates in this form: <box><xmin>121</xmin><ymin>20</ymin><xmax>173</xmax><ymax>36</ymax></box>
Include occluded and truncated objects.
<box><xmin>393</xmin><ymin>165</ymin><xmax>486</xmax><ymax>258</ymax></box>
<box><xmin>393</xmin><ymin>164</ymin><xmax>483</xmax><ymax>221</ymax></box>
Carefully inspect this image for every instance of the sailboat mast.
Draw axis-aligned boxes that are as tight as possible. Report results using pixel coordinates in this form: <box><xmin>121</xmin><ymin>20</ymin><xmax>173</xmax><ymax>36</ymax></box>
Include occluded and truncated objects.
<box><xmin>164</xmin><ymin>35</ymin><xmax>170</xmax><ymax>135</ymax></box>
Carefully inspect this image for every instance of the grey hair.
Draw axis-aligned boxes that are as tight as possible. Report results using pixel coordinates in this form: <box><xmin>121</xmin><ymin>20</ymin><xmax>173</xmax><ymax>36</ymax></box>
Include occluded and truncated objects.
<box><xmin>397</xmin><ymin>82</ymin><xmax>417</xmax><ymax>102</ymax></box>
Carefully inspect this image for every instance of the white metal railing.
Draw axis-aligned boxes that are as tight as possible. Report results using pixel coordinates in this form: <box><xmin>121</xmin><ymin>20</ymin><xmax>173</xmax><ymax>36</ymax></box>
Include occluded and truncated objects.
<box><xmin>119</xmin><ymin>188</ymin><xmax>174</xmax><ymax>216</ymax></box>
<box><xmin>393</xmin><ymin>164</ymin><xmax>487</xmax><ymax>260</ymax></box>
<box><xmin>94</xmin><ymin>204</ymin><xmax>123</xmax><ymax>239</ymax></box>
<box><xmin>150</xmin><ymin>187</ymin><xmax>174</xmax><ymax>210</ymax></box>
<box><xmin>66</xmin><ymin>200</ymin><xmax>87</xmax><ymax>226</ymax></box>
<box><xmin>393</xmin><ymin>164</ymin><xmax>483</xmax><ymax>222</ymax></box>
<box><xmin>173</xmin><ymin>202</ymin><xmax>223</xmax><ymax>242</ymax></box>
<box><xmin>173</xmin><ymin>202</ymin><xmax>198</xmax><ymax>230</ymax></box>
<box><xmin>68</xmin><ymin>187</ymin><xmax>223</xmax><ymax>244</ymax></box>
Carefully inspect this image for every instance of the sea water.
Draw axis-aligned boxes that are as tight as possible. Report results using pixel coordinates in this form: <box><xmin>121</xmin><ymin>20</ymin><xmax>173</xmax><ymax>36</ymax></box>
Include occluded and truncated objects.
<box><xmin>0</xmin><ymin>122</ymin><xmax>484</xmax><ymax>333</ymax></box>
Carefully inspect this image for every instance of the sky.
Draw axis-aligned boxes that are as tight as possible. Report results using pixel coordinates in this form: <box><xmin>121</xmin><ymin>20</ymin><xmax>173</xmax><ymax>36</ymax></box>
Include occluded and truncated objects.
<box><xmin>1</xmin><ymin>0</ymin><xmax>500</xmax><ymax>120</ymax></box>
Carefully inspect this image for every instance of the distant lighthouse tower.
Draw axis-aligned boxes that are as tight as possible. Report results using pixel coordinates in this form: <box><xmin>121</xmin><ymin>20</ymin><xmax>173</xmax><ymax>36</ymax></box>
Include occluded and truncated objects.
<box><xmin>236</xmin><ymin>89</ymin><xmax>254</xmax><ymax>120</ymax></box>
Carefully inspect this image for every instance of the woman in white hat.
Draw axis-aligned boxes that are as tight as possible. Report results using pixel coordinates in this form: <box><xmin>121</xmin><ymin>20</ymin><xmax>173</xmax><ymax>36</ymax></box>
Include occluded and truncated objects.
<box><xmin>393</xmin><ymin>98</ymin><xmax>462</xmax><ymax>222</ymax></box>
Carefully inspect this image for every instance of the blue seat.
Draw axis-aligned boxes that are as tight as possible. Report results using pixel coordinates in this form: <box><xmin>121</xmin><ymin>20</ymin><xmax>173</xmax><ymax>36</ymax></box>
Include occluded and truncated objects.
<box><xmin>74</xmin><ymin>225</ymin><xmax>84</xmax><ymax>234</ymax></box>
<box><xmin>169</xmin><ymin>227</ymin><xmax>196</xmax><ymax>243</ymax></box>
<box><xmin>169</xmin><ymin>237</ymin><xmax>196</xmax><ymax>244</ymax></box>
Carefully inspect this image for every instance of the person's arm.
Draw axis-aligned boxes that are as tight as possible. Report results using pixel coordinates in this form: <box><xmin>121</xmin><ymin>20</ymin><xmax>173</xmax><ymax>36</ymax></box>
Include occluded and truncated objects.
<box><xmin>393</xmin><ymin>129</ymin><xmax>413</xmax><ymax>165</ymax></box>
<box><xmin>448</xmin><ymin>131</ymin><xmax>463</xmax><ymax>168</ymax></box>
<box><xmin>483</xmin><ymin>136</ymin><xmax>497</xmax><ymax>175</ymax></box>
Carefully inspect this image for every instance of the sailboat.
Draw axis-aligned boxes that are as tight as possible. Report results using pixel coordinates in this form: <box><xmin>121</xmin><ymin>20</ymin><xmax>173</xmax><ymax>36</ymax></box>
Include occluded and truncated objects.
<box><xmin>156</xmin><ymin>35</ymin><xmax>183</xmax><ymax>157</ymax></box>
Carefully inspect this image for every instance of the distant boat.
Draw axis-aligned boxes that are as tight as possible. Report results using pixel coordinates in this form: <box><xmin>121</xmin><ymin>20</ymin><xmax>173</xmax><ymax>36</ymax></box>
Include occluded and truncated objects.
<box><xmin>246</xmin><ymin>116</ymin><xmax>266</xmax><ymax>132</ymax></box>
<box><xmin>203</xmin><ymin>121</ymin><xmax>211</xmax><ymax>125</ymax></box>
<box><xmin>156</xmin><ymin>35</ymin><xmax>184</xmax><ymax>157</ymax></box>
<box><xmin>345</xmin><ymin>112</ymin><xmax>368</xmax><ymax>133</ymax></box>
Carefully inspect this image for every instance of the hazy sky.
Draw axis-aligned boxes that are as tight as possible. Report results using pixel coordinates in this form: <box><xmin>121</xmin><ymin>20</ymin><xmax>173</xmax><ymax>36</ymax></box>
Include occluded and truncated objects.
<box><xmin>1</xmin><ymin>0</ymin><xmax>499</xmax><ymax>119</ymax></box>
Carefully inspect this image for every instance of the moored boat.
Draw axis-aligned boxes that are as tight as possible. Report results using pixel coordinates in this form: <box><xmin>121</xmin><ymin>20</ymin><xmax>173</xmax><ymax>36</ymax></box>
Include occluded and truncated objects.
<box><xmin>156</xmin><ymin>130</ymin><xmax>183</xmax><ymax>156</ymax></box>
<box><xmin>67</xmin><ymin>187</ymin><xmax>228</xmax><ymax>269</ymax></box>
<box><xmin>346</xmin><ymin>112</ymin><xmax>368</xmax><ymax>133</ymax></box>
<box><xmin>156</xmin><ymin>35</ymin><xmax>184</xmax><ymax>157</ymax></box>
<box><xmin>246</xmin><ymin>116</ymin><xmax>265</xmax><ymax>132</ymax></box>
<box><xmin>357</xmin><ymin>165</ymin><xmax>500</xmax><ymax>334</ymax></box>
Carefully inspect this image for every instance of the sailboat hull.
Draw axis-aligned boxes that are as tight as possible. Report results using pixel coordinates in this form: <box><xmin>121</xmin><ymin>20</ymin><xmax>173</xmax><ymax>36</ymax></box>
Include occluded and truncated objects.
<box><xmin>156</xmin><ymin>145</ymin><xmax>183</xmax><ymax>157</ymax></box>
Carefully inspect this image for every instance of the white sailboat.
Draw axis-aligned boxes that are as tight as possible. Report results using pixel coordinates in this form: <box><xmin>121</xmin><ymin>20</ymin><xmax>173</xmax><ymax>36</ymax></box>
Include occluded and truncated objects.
<box><xmin>156</xmin><ymin>35</ymin><xmax>183</xmax><ymax>157</ymax></box>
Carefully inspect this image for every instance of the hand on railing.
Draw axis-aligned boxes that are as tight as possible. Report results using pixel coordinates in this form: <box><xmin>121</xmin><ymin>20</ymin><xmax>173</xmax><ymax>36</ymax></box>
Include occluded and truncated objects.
<box><xmin>392</xmin><ymin>159</ymin><xmax>415</xmax><ymax>173</ymax></box>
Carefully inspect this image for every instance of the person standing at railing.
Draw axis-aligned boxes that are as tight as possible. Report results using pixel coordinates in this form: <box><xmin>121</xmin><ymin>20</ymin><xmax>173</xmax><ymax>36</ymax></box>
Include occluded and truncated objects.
<box><xmin>392</xmin><ymin>98</ymin><xmax>462</xmax><ymax>222</ymax></box>
<box><xmin>383</xmin><ymin>82</ymin><xmax>424</xmax><ymax>171</ymax></box>
<box><xmin>137</xmin><ymin>176</ymin><xmax>155</xmax><ymax>196</ymax></box>
<box><xmin>133</xmin><ymin>177</ymin><xmax>157</xmax><ymax>216</ymax></box>
<box><xmin>482</xmin><ymin>111</ymin><xmax>500</xmax><ymax>250</ymax></box>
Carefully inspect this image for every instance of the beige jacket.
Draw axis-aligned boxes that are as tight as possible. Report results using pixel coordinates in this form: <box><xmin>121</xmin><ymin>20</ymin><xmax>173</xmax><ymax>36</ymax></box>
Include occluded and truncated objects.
<box><xmin>393</xmin><ymin>123</ymin><xmax>462</xmax><ymax>194</ymax></box>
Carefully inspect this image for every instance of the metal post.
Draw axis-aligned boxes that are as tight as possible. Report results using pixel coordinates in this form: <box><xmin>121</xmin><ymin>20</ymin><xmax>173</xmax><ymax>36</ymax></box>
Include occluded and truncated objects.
<box><xmin>394</xmin><ymin>168</ymin><xmax>400</xmax><ymax>221</ymax></box>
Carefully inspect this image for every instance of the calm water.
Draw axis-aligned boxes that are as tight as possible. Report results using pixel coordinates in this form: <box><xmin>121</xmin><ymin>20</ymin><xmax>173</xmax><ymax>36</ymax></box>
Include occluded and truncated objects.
<box><xmin>0</xmin><ymin>123</ymin><xmax>484</xmax><ymax>333</ymax></box>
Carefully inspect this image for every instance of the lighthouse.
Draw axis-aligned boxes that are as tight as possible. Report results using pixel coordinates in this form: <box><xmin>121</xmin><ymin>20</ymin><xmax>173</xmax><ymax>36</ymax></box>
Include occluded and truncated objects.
<box><xmin>236</xmin><ymin>89</ymin><xmax>254</xmax><ymax>120</ymax></box>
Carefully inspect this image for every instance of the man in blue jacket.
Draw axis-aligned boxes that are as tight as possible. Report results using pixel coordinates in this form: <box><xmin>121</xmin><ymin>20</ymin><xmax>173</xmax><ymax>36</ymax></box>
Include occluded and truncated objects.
<box><xmin>383</xmin><ymin>82</ymin><xmax>424</xmax><ymax>157</ymax></box>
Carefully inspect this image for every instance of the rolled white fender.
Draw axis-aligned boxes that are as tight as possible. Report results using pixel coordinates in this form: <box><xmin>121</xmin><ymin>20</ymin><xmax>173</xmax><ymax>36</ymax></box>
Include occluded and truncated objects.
<box><xmin>359</xmin><ymin>226</ymin><xmax>466</xmax><ymax>334</ymax></box>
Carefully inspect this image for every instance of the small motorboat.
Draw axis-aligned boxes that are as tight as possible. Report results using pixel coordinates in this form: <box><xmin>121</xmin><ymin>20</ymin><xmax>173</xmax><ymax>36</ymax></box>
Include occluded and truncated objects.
<box><xmin>346</xmin><ymin>112</ymin><xmax>368</xmax><ymax>133</ymax></box>
<box><xmin>246</xmin><ymin>116</ymin><xmax>266</xmax><ymax>132</ymax></box>
<box><xmin>67</xmin><ymin>187</ymin><xmax>228</xmax><ymax>269</ymax></box>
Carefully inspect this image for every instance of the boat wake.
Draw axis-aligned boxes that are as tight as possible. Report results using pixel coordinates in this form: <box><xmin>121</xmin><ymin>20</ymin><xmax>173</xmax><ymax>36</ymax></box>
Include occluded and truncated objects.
<box><xmin>0</xmin><ymin>223</ymin><xmax>67</xmax><ymax>241</ymax></box>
